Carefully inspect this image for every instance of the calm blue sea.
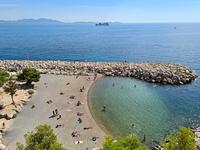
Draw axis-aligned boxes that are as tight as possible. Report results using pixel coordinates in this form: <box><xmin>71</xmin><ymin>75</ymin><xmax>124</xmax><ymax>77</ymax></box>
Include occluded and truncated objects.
<box><xmin>1</xmin><ymin>23</ymin><xmax>200</xmax><ymax>144</ymax></box>
<box><xmin>0</xmin><ymin>23</ymin><xmax>200</xmax><ymax>70</ymax></box>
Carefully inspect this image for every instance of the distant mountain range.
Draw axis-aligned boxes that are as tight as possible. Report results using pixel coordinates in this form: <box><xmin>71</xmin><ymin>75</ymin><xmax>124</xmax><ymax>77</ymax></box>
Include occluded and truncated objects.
<box><xmin>0</xmin><ymin>18</ymin><xmax>122</xmax><ymax>25</ymax></box>
<box><xmin>0</xmin><ymin>18</ymin><xmax>67</xmax><ymax>25</ymax></box>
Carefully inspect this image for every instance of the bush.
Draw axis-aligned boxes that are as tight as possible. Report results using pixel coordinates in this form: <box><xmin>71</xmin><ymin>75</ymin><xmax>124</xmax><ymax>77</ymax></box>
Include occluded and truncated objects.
<box><xmin>101</xmin><ymin>135</ymin><xmax>149</xmax><ymax>150</ymax></box>
<box><xmin>18</xmin><ymin>68</ymin><xmax>40</xmax><ymax>85</ymax></box>
<box><xmin>27</xmin><ymin>89</ymin><xmax>34</xmax><ymax>95</ymax></box>
<box><xmin>16</xmin><ymin>124</ymin><xmax>66</xmax><ymax>150</ymax></box>
<box><xmin>0</xmin><ymin>70</ymin><xmax>9</xmax><ymax>87</ymax></box>
<box><xmin>162</xmin><ymin>127</ymin><xmax>196</xmax><ymax>150</ymax></box>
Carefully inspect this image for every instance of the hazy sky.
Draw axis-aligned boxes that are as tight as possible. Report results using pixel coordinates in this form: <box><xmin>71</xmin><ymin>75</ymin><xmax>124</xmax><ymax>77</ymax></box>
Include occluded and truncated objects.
<box><xmin>0</xmin><ymin>0</ymin><xmax>200</xmax><ymax>23</ymax></box>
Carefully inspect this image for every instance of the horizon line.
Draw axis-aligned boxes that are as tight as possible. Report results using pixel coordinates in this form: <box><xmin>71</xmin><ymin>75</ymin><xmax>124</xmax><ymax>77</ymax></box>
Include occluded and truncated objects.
<box><xmin>1</xmin><ymin>18</ymin><xmax>200</xmax><ymax>24</ymax></box>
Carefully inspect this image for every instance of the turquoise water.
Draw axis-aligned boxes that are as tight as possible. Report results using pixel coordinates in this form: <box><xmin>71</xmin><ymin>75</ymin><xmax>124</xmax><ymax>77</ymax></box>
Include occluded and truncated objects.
<box><xmin>89</xmin><ymin>77</ymin><xmax>200</xmax><ymax>145</ymax></box>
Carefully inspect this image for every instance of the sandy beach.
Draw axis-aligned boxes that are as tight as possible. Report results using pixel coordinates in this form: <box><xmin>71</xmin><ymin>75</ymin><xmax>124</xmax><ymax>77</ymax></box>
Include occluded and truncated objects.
<box><xmin>4</xmin><ymin>74</ymin><xmax>106</xmax><ymax>150</ymax></box>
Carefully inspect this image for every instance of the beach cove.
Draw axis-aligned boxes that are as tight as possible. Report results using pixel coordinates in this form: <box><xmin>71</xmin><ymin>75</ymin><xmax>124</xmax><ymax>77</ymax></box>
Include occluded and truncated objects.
<box><xmin>0</xmin><ymin>60</ymin><xmax>199</xmax><ymax>149</ymax></box>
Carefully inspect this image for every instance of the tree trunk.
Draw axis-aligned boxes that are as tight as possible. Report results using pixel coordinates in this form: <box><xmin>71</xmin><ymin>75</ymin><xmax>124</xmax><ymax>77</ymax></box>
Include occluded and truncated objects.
<box><xmin>11</xmin><ymin>94</ymin><xmax>16</xmax><ymax>107</ymax></box>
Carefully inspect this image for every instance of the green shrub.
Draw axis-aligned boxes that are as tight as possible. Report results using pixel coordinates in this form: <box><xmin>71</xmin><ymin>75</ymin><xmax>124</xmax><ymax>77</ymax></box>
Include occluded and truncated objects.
<box><xmin>27</xmin><ymin>89</ymin><xmax>34</xmax><ymax>95</ymax></box>
<box><xmin>0</xmin><ymin>70</ymin><xmax>9</xmax><ymax>87</ymax></box>
<box><xmin>162</xmin><ymin>127</ymin><xmax>196</xmax><ymax>150</ymax></box>
<box><xmin>18</xmin><ymin>68</ymin><xmax>40</xmax><ymax>85</ymax></box>
<box><xmin>16</xmin><ymin>124</ymin><xmax>66</xmax><ymax>150</ymax></box>
<box><xmin>101</xmin><ymin>135</ymin><xmax>149</xmax><ymax>150</ymax></box>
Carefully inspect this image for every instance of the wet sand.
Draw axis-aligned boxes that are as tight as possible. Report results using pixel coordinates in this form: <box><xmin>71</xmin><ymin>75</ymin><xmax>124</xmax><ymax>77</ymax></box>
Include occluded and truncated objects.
<box><xmin>4</xmin><ymin>74</ymin><xmax>105</xmax><ymax>150</ymax></box>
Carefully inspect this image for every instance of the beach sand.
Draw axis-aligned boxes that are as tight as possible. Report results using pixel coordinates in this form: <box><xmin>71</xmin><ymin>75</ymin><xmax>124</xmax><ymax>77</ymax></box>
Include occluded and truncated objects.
<box><xmin>4</xmin><ymin>74</ymin><xmax>106</xmax><ymax>150</ymax></box>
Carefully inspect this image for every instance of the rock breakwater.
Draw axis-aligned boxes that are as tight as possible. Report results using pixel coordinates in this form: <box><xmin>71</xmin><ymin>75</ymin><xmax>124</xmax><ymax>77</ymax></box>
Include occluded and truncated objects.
<box><xmin>0</xmin><ymin>60</ymin><xmax>198</xmax><ymax>85</ymax></box>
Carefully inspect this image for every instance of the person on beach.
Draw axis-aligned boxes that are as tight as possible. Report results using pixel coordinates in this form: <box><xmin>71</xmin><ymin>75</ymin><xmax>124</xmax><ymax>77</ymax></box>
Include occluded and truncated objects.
<box><xmin>143</xmin><ymin>134</ymin><xmax>146</xmax><ymax>143</ymax></box>
<box><xmin>77</xmin><ymin>112</ymin><xmax>84</xmax><ymax>116</ymax></box>
<box><xmin>55</xmin><ymin>124</ymin><xmax>63</xmax><ymax>128</ymax></box>
<box><xmin>49</xmin><ymin>109</ymin><xmax>60</xmax><ymax>119</ymax></box>
<box><xmin>94</xmin><ymin>73</ymin><xmax>97</xmax><ymax>80</ymax></box>
<box><xmin>55</xmin><ymin>109</ymin><xmax>58</xmax><ymax>115</ymax></box>
<box><xmin>2</xmin><ymin>122</ymin><xmax>5</xmax><ymax>129</ymax></box>
<box><xmin>102</xmin><ymin>106</ymin><xmax>106</xmax><ymax>112</ymax></box>
<box><xmin>77</xmin><ymin>101</ymin><xmax>81</xmax><ymax>106</ymax></box>
<box><xmin>80</xmin><ymin>86</ymin><xmax>85</xmax><ymax>92</ymax></box>
<box><xmin>31</xmin><ymin>105</ymin><xmax>35</xmax><ymax>109</ymax></box>
<box><xmin>72</xmin><ymin>131</ymin><xmax>80</xmax><ymax>138</ymax></box>
<box><xmin>49</xmin><ymin>110</ymin><xmax>56</xmax><ymax>118</ymax></box>
<box><xmin>77</xmin><ymin>118</ymin><xmax>82</xmax><ymax>124</ymax></box>
<box><xmin>60</xmin><ymin>92</ymin><xmax>64</xmax><ymax>95</ymax></box>
<box><xmin>69</xmin><ymin>95</ymin><xmax>75</xmax><ymax>99</ymax></box>
<box><xmin>83</xmin><ymin>126</ymin><xmax>93</xmax><ymax>130</ymax></box>
<box><xmin>76</xmin><ymin>74</ymin><xmax>79</xmax><ymax>79</ymax></box>
<box><xmin>46</xmin><ymin>100</ymin><xmax>53</xmax><ymax>104</ymax></box>
<box><xmin>57</xmin><ymin>114</ymin><xmax>61</xmax><ymax>120</ymax></box>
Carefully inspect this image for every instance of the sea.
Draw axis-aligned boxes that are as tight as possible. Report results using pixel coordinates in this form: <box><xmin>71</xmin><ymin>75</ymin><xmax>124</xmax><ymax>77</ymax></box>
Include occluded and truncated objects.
<box><xmin>0</xmin><ymin>23</ymin><xmax>200</xmax><ymax>145</ymax></box>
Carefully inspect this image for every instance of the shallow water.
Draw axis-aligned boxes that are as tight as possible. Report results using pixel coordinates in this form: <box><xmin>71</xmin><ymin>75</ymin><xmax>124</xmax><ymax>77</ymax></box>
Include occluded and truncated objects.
<box><xmin>89</xmin><ymin>77</ymin><xmax>200</xmax><ymax>144</ymax></box>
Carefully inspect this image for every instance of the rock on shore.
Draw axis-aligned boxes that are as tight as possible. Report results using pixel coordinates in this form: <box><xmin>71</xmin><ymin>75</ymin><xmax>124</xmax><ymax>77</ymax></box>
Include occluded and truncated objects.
<box><xmin>0</xmin><ymin>60</ymin><xmax>198</xmax><ymax>85</ymax></box>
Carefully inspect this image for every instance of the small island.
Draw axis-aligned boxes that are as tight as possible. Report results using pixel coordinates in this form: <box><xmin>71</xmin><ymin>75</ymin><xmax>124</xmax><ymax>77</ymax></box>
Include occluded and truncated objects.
<box><xmin>95</xmin><ymin>22</ymin><xmax>109</xmax><ymax>26</ymax></box>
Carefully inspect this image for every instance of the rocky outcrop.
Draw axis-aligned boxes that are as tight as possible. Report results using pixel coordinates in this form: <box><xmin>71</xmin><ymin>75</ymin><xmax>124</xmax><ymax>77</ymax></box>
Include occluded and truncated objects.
<box><xmin>0</xmin><ymin>88</ymin><xmax>32</xmax><ymax>150</ymax></box>
<box><xmin>0</xmin><ymin>60</ymin><xmax>198</xmax><ymax>85</ymax></box>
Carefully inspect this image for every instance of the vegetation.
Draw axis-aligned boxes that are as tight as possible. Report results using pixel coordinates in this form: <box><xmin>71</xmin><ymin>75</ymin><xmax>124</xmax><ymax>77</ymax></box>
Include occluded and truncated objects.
<box><xmin>16</xmin><ymin>124</ymin><xmax>66</xmax><ymax>150</ymax></box>
<box><xmin>162</xmin><ymin>127</ymin><xmax>196</xmax><ymax>150</ymax></box>
<box><xmin>0</xmin><ymin>70</ymin><xmax>9</xmax><ymax>87</ymax></box>
<box><xmin>28</xmin><ymin>89</ymin><xmax>34</xmax><ymax>95</ymax></box>
<box><xmin>101</xmin><ymin>135</ymin><xmax>149</xmax><ymax>150</ymax></box>
<box><xmin>3</xmin><ymin>80</ymin><xmax>19</xmax><ymax>106</ymax></box>
<box><xmin>100</xmin><ymin>127</ymin><xmax>196</xmax><ymax>150</ymax></box>
<box><xmin>18</xmin><ymin>68</ymin><xmax>40</xmax><ymax>86</ymax></box>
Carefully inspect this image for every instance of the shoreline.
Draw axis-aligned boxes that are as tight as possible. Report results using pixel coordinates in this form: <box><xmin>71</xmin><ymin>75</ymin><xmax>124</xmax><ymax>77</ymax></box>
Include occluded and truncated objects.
<box><xmin>0</xmin><ymin>60</ymin><xmax>198</xmax><ymax>85</ymax></box>
<box><xmin>3</xmin><ymin>74</ymin><xmax>106</xmax><ymax>150</ymax></box>
<box><xmin>87</xmin><ymin>75</ymin><xmax>112</xmax><ymax>136</ymax></box>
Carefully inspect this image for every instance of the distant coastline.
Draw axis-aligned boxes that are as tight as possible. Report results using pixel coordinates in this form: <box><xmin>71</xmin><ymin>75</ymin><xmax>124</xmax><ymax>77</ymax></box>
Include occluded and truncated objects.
<box><xmin>0</xmin><ymin>18</ymin><xmax>120</xmax><ymax>25</ymax></box>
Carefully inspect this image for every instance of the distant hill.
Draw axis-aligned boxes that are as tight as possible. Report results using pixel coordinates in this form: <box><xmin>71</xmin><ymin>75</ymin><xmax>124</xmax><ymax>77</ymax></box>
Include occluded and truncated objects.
<box><xmin>0</xmin><ymin>18</ymin><xmax>67</xmax><ymax>25</ymax></box>
<box><xmin>0</xmin><ymin>18</ymin><xmax>123</xmax><ymax>25</ymax></box>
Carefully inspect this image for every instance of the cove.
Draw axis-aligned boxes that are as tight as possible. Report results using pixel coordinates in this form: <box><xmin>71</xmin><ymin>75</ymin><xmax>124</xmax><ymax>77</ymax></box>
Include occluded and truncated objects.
<box><xmin>88</xmin><ymin>77</ymin><xmax>200</xmax><ymax>145</ymax></box>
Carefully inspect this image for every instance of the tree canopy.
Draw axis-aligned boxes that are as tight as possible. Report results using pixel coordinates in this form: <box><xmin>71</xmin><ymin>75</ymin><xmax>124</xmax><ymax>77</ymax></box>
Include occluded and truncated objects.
<box><xmin>101</xmin><ymin>135</ymin><xmax>149</xmax><ymax>150</ymax></box>
<box><xmin>3</xmin><ymin>80</ymin><xmax>19</xmax><ymax>105</ymax></box>
<box><xmin>162</xmin><ymin>127</ymin><xmax>196</xmax><ymax>150</ymax></box>
<box><xmin>0</xmin><ymin>70</ymin><xmax>9</xmax><ymax>87</ymax></box>
<box><xmin>16</xmin><ymin>124</ymin><xmax>66</xmax><ymax>150</ymax></box>
<box><xmin>18</xmin><ymin>68</ymin><xmax>40</xmax><ymax>85</ymax></box>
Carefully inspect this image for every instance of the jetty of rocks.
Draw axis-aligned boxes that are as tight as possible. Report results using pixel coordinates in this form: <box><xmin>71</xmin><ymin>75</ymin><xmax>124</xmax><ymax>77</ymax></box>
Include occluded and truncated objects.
<box><xmin>0</xmin><ymin>60</ymin><xmax>198</xmax><ymax>85</ymax></box>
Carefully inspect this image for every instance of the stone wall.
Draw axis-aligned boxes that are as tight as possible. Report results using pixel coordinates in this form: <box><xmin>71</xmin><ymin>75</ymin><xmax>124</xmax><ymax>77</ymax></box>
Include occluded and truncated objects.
<box><xmin>0</xmin><ymin>60</ymin><xmax>198</xmax><ymax>85</ymax></box>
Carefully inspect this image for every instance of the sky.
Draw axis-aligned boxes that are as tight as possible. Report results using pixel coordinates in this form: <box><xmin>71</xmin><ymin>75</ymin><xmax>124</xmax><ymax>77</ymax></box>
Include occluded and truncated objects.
<box><xmin>0</xmin><ymin>0</ymin><xmax>200</xmax><ymax>23</ymax></box>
